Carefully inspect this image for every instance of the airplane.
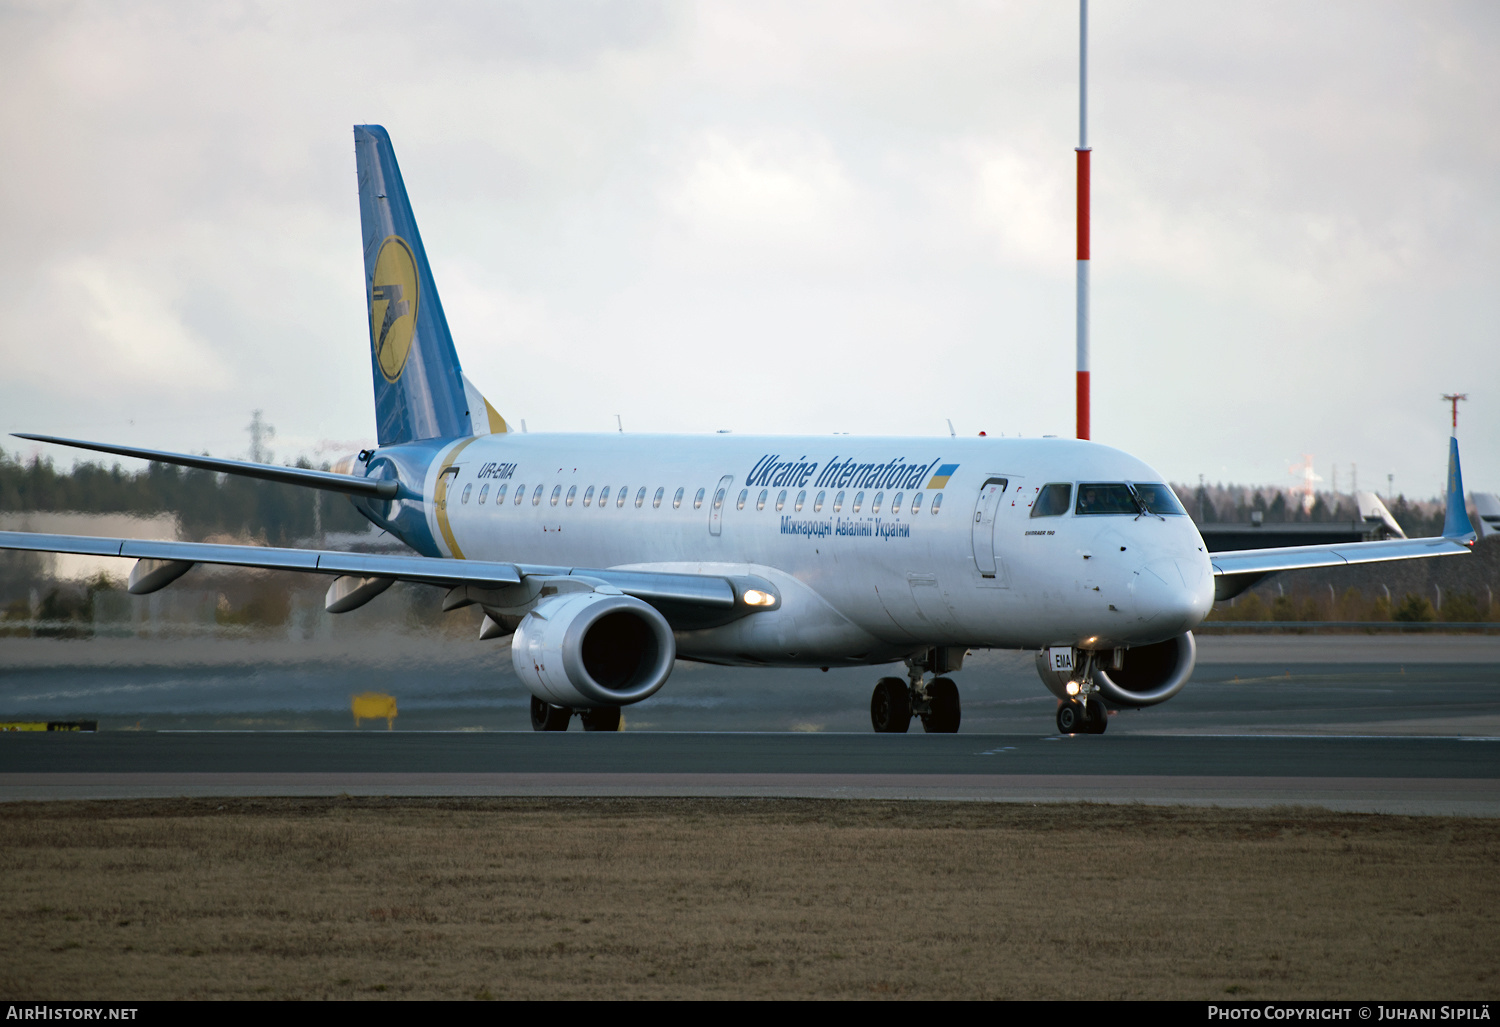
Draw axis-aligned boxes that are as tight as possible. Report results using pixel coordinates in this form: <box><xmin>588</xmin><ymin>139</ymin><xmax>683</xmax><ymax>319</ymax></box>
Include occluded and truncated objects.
<box><xmin>0</xmin><ymin>126</ymin><xmax>1477</xmax><ymax>735</ymax></box>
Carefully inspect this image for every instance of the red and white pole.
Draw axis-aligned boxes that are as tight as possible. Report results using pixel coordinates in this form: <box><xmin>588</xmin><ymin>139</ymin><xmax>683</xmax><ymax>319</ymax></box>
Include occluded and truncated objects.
<box><xmin>1075</xmin><ymin>0</ymin><xmax>1091</xmax><ymax>441</ymax></box>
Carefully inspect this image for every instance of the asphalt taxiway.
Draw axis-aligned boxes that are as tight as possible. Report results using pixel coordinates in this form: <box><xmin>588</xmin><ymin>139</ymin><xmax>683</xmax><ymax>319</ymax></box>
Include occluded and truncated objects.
<box><xmin>1</xmin><ymin>633</ymin><xmax>1496</xmax><ymax>813</ymax></box>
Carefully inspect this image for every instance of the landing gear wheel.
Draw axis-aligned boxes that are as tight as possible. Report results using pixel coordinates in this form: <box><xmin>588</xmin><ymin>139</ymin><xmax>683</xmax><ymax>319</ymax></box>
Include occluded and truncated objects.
<box><xmin>1056</xmin><ymin>701</ymin><xmax>1084</xmax><ymax>735</ymax></box>
<box><xmin>580</xmin><ymin>706</ymin><xmax>622</xmax><ymax>732</ymax></box>
<box><xmin>921</xmin><ymin>677</ymin><xmax>961</xmax><ymax>733</ymax></box>
<box><xmin>530</xmin><ymin>696</ymin><xmax>572</xmax><ymax>732</ymax></box>
<box><xmin>1083</xmin><ymin>698</ymin><xmax>1109</xmax><ymax>735</ymax></box>
<box><xmin>870</xmin><ymin>677</ymin><xmax>912</xmax><ymax>733</ymax></box>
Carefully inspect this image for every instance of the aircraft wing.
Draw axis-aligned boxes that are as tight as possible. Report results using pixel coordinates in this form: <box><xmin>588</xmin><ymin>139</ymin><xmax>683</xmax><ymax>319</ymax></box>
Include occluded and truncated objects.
<box><xmin>0</xmin><ymin>531</ymin><xmax>740</xmax><ymax>610</ymax></box>
<box><xmin>1209</xmin><ymin>437</ymin><xmax>1476</xmax><ymax>601</ymax></box>
<box><xmin>11</xmin><ymin>433</ymin><xmax>398</xmax><ymax>500</ymax></box>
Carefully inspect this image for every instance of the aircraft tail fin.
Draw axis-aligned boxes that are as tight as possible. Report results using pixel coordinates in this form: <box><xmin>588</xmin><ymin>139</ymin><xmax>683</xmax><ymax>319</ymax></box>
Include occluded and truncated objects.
<box><xmin>353</xmin><ymin>125</ymin><xmax>509</xmax><ymax>445</ymax></box>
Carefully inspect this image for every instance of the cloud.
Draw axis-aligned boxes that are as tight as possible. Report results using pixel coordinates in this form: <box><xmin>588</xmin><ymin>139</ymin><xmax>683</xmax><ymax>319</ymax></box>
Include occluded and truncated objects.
<box><xmin>0</xmin><ymin>0</ymin><xmax>1495</xmax><ymax>494</ymax></box>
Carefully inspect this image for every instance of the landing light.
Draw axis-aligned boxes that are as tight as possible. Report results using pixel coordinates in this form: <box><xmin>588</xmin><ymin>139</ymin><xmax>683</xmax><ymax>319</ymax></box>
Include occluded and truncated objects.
<box><xmin>1065</xmin><ymin>681</ymin><xmax>1081</xmax><ymax>696</ymax></box>
<box><xmin>743</xmin><ymin>589</ymin><xmax>776</xmax><ymax>607</ymax></box>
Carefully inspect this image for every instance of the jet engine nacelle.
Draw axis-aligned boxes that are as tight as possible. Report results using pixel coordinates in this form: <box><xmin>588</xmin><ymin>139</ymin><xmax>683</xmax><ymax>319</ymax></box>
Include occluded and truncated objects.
<box><xmin>511</xmin><ymin>592</ymin><xmax>676</xmax><ymax>708</ymax></box>
<box><xmin>1035</xmin><ymin>632</ymin><xmax>1197</xmax><ymax>709</ymax></box>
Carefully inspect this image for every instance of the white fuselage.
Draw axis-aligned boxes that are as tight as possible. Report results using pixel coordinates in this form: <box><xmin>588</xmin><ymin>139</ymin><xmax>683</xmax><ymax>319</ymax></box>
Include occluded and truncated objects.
<box><xmin>414</xmin><ymin>433</ymin><xmax>1215</xmax><ymax>666</ymax></box>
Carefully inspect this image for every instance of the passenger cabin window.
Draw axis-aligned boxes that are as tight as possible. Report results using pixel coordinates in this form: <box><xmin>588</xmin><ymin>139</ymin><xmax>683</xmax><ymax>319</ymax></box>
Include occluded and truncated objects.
<box><xmin>1075</xmin><ymin>483</ymin><xmax>1139</xmax><ymax>516</ymax></box>
<box><xmin>853</xmin><ymin>491</ymin><xmax>863</xmax><ymax>513</ymax></box>
<box><xmin>713</xmin><ymin>488</ymin><xmax>725</xmax><ymax>511</ymax></box>
<box><xmin>833</xmin><ymin>491</ymin><xmax>844</xmax><ymax>513</ymax></box>
<box><xmin>931</xmin><ymin>492</ymin><xmax>942</xmax><ymax>515</ymax></box>
<box><xmin>1030</xmin><ymin>483</ymin><xmax>1072</xmax><ymax>517</ymax></box>
<box><xmin>565</xmin><ymin>486</ymin><xmax>577</xmax><ymax>507</ymax></box>
<box><xmin>891</xmin><ymin>492</ymin><xmax>903</xmax><ymax>514</ymax></box>
<box><xmin>635</xmin><ymin>487</ymin><xmax>647</xmax><ymax>508</ymax></box>
<box><xmin>1132</xmin><ymin>483</ymin><xmax>1187</xmax><ymax>515</ymax></box>
<box><xmin>794</xmin><ymin>490</ymin><xmax>805</xmax><ymax>513</ymax></box>
<box><xmin>617</xmin><ymin>488</ymin><xmax>628</xmax><ymax>509</ymax></box>
<box><xmin>872</xmin><ymin>492</ymin><xmax>883</xmax><ymax>514</ymax></box>
<box><xmin>583</xmin><ymin>486</ymin><xmax>595</xmax><ymax>507</ymax></box>
<box><xmin>514</xmin><ymin>485</ymin><xmax>525</xmax><ymax>506</ymax></box>
<box><xmin>495</xmin><ymin>484</ymin><xmax>508</xmax><ymax>505</ymax></box>
<box><xmin>533</xmin><ymin>485</ymin><xmax>544</xmax><ymax>506</ymax></box>
<box><xmin>461</xmin><ymin>484</ymin><xmax>472</xmax><ymax>504</ymax></box>
<box><xmin>756</xmin><ymin>489</ymin><xmax>768</xmax><ymax>511</ymax></box>
<box><xmin>478</xmin><ymin>484</ymin><xmax>489</xmax><ymax>505</ymax></box>
<box><xmin>599</xmin><ymin>486</ymin><xmax>611</xmax><ymax>508</ymax></box>
<box><xmin>911</xmin><ymin>492</ymin><xmax>923</xmax><ymax>514</ymax></box>
<box><xmin>550</xmin><ymin>485</ymin><xmax>562</xmax><ymax>506</ymax></box>
<box><xmin>693</xmin><ymin>488</ymin><xmax>705</xmax><ymax>510</ymax></box>
<box><xmin>653</xmin><ymin>487</ymin><xmax>664</xmax><ymax>509</ymax></box>
<box><xmin>775</xmin><ymin>490</ymin><xmax>787</xmax><ymax>512</ymax></box>
<box><xmin>736</xmin><ymin>489</ymin><xmax>748</xmax><ymax>511</ymax></box>
<box><xmin>813</xmin><ymin>491</ymin><xmax>824</xmax><ymax>513</ymax></box>
<box><xmin>673</xmin><ymin>487</ymin><xmax>684</xmax><ymax>509</ymax></box>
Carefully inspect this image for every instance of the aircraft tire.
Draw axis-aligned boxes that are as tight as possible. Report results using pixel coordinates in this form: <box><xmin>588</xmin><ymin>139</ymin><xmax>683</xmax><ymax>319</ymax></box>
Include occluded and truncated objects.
<box><xmin>921</xmin><ymin>677</ymin><xmax>961</xmax><ymax>733</ymax></box>
<box><xmin>870</xmin><ymin>677</ymin><xmax>912</xmax><ymax>733</ymax></box>
<box><xmin>580</xmin><ymin>706</ymin><xmax>623</xmax><ymax>732</ymax></box>
<box><xmin>530</xmin><ymin>696</ymin><xmax>572</xmax><ymax>732</ymax></box>
<box><xmin>1056</xmin><ymin>701</ymin><xmax>1083</xmax><ymax>735</ymax></box>
<box><xmin>1084</xmin><ymin>698</ymin><xmax>1108</xmax><ymax>735</ymax></box>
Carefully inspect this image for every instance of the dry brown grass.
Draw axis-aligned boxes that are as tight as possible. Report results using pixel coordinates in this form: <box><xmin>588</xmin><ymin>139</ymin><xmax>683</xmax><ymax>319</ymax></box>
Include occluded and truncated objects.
<box><xmin>0</xmin><ymin>797</ymin><xmax>1496</xmax><ymax>1000</ymax></box>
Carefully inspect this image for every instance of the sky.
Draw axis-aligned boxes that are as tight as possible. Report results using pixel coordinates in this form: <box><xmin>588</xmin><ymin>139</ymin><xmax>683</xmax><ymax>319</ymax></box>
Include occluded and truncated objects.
<box><xmin>2</xmin><ymin>0</ymin><xmax>1496</xmax><ymax>499</ymax></box>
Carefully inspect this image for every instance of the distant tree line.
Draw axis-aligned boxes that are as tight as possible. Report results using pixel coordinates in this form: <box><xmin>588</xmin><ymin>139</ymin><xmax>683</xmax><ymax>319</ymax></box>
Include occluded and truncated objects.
<box><xmin>0</xmin><ymin>451</ymin><xmax>370</xmax><ymax>544</ymax></box>
<box><xmin>1171</xmin><ymin>483</ymin><xmax>1445</xmax><ymax>538</ymax></box>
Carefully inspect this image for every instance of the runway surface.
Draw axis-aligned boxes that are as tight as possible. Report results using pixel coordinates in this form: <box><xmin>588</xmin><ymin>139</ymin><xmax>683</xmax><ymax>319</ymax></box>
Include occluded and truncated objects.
<box><xmin>2</xmin><ymin>634</ymin><xmax>1497</xmax><ymax>813</ymax></box>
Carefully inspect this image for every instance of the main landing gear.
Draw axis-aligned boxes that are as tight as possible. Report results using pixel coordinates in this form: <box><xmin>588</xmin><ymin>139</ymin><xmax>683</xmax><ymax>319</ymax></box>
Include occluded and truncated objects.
<box><xmin>529</xmin><ymin>697</ymin><xmax>622</xmax><ymax>732</ymax></box>
<box><xmin>870</xmin><ymin>650</ymin><xmax>963</xmax><ymax>734</ymax></box>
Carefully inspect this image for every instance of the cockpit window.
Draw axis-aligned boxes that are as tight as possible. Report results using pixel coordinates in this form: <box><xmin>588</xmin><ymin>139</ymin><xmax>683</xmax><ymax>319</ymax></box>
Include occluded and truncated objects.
<box><xmin>1080</xmin><ymin>479</ymin><xmax>1134</xmax><ymax>512</ymax></box>
<box><xmin>1030</xmin><ymin>483</ymin><xmax>1072</xmax><ymax>518</ymax></box>
<box><xmin>1075</xmin><ymin>483</ymin><xmax>1138</xmax><ymax>515</ymax></box>
<box><xmin>1133</xmin><ymin>483</ymin><xmax>1186</xmax><ymax>515</ymax></box>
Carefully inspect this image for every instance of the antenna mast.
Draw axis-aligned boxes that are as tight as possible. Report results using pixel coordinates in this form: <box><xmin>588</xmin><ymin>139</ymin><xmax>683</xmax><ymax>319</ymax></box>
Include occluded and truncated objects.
<box><xmin>1441</xmin><ymin>393</ymin><xmax>1467</xmax><ymax>435</ymax></box>
<box><xmin>1075</xmin><ymin>0</ymin><xmax>1091</xmax><ymax>440</ymax></box>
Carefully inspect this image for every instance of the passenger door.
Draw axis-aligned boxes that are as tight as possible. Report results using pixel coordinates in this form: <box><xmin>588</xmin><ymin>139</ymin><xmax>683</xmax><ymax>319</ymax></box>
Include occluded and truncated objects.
<box><xmin>971</xmin><ymin>477</ymin><xmax>1009</xmax><ymax>584</ymax></box>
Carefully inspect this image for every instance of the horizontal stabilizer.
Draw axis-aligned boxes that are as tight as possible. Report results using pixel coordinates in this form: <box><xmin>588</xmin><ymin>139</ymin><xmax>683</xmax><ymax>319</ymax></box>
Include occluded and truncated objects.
<box><xmin>14</xmin><ymin>434</ymin><xmax>397</xmax><ymax>500</ymax></box>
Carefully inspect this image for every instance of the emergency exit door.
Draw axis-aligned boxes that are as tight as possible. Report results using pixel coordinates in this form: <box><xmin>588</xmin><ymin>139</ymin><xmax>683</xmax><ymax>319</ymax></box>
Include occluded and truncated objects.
<box><xmin>708</xmin><ymin>475</ymin><xmax>734</xmax><ymax>536</ymax></box>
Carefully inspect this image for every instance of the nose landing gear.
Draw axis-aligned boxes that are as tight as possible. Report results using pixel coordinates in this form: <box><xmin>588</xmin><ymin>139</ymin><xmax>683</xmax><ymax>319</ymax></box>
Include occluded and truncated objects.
<box><xmin>1055</xmin><ymin>650</ymin><xmax>1110</xmax><ymax>734</ymax></box>
<box><xmin>1056</xmin><ymin>697</ymin><xmax>1108</xmax><ymax>735</ymax></box>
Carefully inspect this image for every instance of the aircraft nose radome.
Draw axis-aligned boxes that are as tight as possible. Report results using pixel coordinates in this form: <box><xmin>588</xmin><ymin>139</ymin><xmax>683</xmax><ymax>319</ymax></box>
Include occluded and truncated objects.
<box><xmin>1132</xmin><ymin>557</ymin><xmax>1214</xmax><ymax>635</ymax></box>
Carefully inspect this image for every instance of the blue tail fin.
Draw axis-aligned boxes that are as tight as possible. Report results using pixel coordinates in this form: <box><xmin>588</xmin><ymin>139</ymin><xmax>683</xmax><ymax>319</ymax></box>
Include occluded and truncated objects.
<box><xmin>354</xmin><ymin>125</ymin><xmax>508</xmax><ymax>445</ymax></box>
<box><xmin>1442</xmin><ymin>436</ymin><xmax>1476</xmax><ymax>540</ymax></box>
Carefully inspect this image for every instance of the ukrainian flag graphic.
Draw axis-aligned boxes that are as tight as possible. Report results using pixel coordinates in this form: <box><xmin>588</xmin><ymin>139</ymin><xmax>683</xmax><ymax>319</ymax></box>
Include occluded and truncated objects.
<box><xmin>926</xmin><ymin>464</ymin><xmax>960</xmax><ymax>489</ymax></box>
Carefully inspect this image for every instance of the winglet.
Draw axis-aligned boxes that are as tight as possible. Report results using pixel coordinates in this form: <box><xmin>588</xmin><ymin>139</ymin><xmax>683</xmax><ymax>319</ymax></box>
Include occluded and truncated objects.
<box><xmin>1443</xmin><ymin>435</ymin><xmax>1477</xmax><ymax>542</ymax></box>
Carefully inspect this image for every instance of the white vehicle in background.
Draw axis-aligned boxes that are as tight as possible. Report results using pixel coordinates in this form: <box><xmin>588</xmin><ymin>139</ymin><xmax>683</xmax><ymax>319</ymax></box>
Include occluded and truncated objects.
<box><xmin>1472</xmin><ymin>493</ymin><xmax>1500</xmax><ymax>541</ymax></box>
<box><xmin>0</xmin><ymin>127</ymin><xmax>1477</xmax><ymax>735</ymax></box>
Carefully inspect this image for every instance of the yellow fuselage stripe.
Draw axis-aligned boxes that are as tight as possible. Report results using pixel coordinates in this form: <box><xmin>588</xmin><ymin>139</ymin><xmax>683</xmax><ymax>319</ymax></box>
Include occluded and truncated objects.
<box><xmin>434</xmin><ymin>436</ymin><xmax>481</xmax><ymax>559</ymax></box>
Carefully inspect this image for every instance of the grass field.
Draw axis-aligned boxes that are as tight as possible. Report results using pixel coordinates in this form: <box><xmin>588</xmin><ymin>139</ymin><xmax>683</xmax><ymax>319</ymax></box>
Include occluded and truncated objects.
<box><xmin>0</xmin><ymin>797</ymin><xmax>1496</xmax><ymax>999</ymax></box>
